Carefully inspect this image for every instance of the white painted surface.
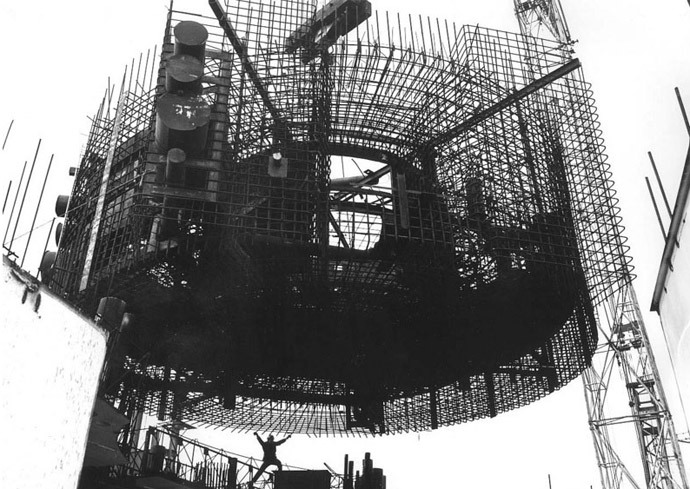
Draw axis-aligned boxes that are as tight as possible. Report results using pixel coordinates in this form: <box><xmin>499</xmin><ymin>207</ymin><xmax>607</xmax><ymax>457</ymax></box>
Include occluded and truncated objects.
<box><xmin>658</xmin><ymin>209</ymin><xmax>690</xmax><ymax>434</ymax></box>
<box><xmin>0</xmin><ymin>257</ymin><xmax>107</xmax><ymax>489</ymax></box>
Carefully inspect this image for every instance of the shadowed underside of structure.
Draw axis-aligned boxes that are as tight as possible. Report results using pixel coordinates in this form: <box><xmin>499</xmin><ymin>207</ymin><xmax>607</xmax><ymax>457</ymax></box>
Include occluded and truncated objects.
<box><xmin>51</xmin><ymin>0</ymin><xmax>629</xmax><ymax>435</ymax></box>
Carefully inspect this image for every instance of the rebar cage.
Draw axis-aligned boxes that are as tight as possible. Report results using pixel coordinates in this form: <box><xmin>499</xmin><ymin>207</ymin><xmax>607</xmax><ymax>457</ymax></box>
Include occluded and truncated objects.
<box><xmin>52</xmin><ymin>0</ymin><xmax>629</xmax><ymax>435</ymax></box>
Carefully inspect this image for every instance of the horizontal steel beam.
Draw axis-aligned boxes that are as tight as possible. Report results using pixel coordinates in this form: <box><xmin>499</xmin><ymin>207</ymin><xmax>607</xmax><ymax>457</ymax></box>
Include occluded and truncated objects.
<box><xmin>426</xmin><ymin>58</ymin><xmax>581</xmax><ymax>148</ymax></box>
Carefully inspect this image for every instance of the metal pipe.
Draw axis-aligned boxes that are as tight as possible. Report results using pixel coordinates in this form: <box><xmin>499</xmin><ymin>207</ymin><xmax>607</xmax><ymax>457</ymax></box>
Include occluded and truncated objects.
<box><xmin>3</xmin><ymin>181</ymin><xmax>12</xmax><ymax>214</ymax></box>
<box><xmin>648</xmin><ymin>151</ymin><xmax>673</xmax><ymax>218</ymax></box>
<box><xmin>652</xmin><ymin>142</ymin><xmax>690</xmax><ymax>310</ymax></box>
<box><xmin>2</xmin><ymin>119</ymin><xmax>13</xmax><ymax>150</ymax></box>
<box><xmin>22</xmin><ymin>153</ymin><xmax>54</xmax><ymax>267</ymax></box>
<box><xmin>9</xmin><ymin>139</ymin><xmax>41</xmax><ymax>254</ymax></box>
<box><xmin>646</xmin><ymin>176</ymin><xmax>667</xmax><ymax>241</ymax></box>
<box><xmin>676</xmin><ymin>87</ymin><xmax>690</xmax><ymax>137</ymax></box>
<box><xmin>3</xmin><ymin>161</ymin><xmax>27</xmax><ymax>247</ymax></box>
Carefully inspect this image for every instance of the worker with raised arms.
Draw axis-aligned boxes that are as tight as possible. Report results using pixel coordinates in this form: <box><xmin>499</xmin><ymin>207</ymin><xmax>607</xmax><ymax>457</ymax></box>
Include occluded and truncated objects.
<box><xmin>251</xmin><ymin>432</ymin><xmax>291</xmax><ymax>483</ymax></box>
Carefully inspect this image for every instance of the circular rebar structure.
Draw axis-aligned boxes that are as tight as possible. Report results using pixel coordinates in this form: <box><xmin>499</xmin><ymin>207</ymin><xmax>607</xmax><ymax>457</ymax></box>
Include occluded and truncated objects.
<box><xmin>52</xmin><ymin>1</ymin><xmax>629</xmax><ymax>435</ymax></box>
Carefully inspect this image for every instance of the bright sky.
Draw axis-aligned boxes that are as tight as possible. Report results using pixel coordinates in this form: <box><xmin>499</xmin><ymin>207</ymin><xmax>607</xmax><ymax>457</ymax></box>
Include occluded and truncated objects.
<box><xmin>1</xmin><ymin>1</ymin><xmax>690</xmax><ymax>489</ymax></box>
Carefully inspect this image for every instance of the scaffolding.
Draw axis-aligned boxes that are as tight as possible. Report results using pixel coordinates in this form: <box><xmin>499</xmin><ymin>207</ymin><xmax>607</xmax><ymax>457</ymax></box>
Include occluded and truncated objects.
<box><xmin>52</xmin><ymin>0</ymin><xmax>628</xmax><ymax>435</ymax></box>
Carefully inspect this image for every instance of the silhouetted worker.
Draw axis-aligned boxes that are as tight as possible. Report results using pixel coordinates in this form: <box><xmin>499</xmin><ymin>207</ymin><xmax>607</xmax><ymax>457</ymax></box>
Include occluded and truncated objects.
<box><xmin>252</xmin><ymin>432</ymin><xmax>291</xmax><ymax>482</ymax></box>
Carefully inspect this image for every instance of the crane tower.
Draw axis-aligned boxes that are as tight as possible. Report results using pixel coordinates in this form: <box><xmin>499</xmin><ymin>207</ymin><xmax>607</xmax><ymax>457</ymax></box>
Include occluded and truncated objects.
<box><xmin>513</xmin><ymin>1</ymin><xmax>689</xmax><ymax>488</ymax></box>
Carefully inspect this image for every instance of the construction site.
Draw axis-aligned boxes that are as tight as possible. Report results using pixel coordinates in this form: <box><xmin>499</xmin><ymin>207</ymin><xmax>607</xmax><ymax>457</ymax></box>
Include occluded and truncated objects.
<box><xmin>1</xmin><ymin>1</ymin><xmax>689</xmax><ymax>489</ymax></box>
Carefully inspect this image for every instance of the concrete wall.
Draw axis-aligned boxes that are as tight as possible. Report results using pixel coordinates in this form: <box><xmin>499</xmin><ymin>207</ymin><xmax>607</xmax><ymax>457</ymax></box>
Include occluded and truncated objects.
<box><xmin>0</xmin><ymin>256</ymin><xmax>107</xmax><ymax>489</ymax></box>
<box><xmin>657</xmin><ymin>208</ymin><xmax>690</xmax><ymax>433</ymax></box>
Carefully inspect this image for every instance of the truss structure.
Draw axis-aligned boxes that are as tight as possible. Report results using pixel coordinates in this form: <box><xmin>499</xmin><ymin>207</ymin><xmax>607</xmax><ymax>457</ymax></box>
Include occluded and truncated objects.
<box><xmin>513</xmin><ymin>1</ymin><xmax>689</xmax><ymax>488</ymax></box>
<box><xmin>52</xmin><ymin>1</ymin><xmax>628</xmax><ymax>435</ymax></box>
<box><xmin>514</xmin><ymin>0</ymin><xmax>572</xmax><ymax>47</ymax></box>
<box><xmin>583</xmin><ymin>280</ymin><xmax>689</xmax><ymax>489</ymax></box>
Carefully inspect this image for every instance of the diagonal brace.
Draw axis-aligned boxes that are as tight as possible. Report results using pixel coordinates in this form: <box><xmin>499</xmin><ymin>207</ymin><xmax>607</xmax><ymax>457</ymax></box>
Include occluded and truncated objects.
<box><xmin>425</xmin><ymin>58</ymin><xmax>581</xmax><ymax>149</ymax></box>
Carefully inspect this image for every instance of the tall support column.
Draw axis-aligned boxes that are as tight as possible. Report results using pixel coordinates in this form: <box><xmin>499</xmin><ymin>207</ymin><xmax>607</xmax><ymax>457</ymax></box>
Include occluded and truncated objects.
<box><xmin>582</xmin><ymin>276</ymin><xmax>688</xmax><ymax>489</ymax></box>
<box><xmin>79</xmin><ymin>87</ymin><xmax>127</xmax><ymax>292</ymax></box>
<box><xmin>312</xmin><ymin>51</ymin><xmax>332</xmax><ymax>274</ymax></box>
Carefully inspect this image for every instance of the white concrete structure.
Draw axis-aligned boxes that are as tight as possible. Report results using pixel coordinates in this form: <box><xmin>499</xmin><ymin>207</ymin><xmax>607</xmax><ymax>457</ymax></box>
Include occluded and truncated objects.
<box><xmin>0</xmin><ymin>255</ymin><xmax>107</xmax><ymax>489</ymax></box>
<box><xmin>651</xmin><ymin>121</ymin><xmax>690</xmax><ymax>438</ymax></box>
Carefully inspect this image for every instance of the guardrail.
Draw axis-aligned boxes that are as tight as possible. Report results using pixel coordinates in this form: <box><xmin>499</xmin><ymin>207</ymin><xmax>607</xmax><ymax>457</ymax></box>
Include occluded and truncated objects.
<box><xmin>109</xmin><ymin>426</ymin><xmax>346</xmax><ymax>489</ymax></box>
<box><xmin>111</xmin><ymin>426</ymin><xmax>238</xmax><ymax>488</ymax></box>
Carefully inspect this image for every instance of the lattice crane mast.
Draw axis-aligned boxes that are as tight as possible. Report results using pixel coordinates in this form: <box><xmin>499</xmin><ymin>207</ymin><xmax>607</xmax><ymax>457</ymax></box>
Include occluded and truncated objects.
<box><xmin>514</xmin><ymin>0</ymin><xmax>572</xmax><ymax>46</ymax></box>
<box><xmin>585</xmin><ymin>282</ymin><xmax>688</xmax><ymax>489</ymax></box>
<box><xmin>512</xmin><ymin>2</ymin><xmax>688</xmax><ymax>488</ymax></box>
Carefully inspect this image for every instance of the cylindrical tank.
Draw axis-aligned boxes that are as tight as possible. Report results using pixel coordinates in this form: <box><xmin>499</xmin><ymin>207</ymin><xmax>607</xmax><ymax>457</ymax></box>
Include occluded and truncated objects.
<box><xmin>155</xmin><ymin>93</ymin><xmax>211</xmax><ymax>155</ymax></box>
<box><xmin>165</xmin><ymin>54</ymin><xmax>204</xmax><ymax>94</ymax></box>
<box><xmin>173</xmin><ymin>21</ymin><xmax>209</xmax><ymax>61</ymax></box>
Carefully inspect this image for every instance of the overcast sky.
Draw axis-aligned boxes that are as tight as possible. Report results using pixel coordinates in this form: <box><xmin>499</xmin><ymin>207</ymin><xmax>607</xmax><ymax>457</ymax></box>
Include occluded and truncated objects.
<box><xmin>2</xmin><ymin>1</ymin><xmax>690</xmax><ymax>488</ymax></box>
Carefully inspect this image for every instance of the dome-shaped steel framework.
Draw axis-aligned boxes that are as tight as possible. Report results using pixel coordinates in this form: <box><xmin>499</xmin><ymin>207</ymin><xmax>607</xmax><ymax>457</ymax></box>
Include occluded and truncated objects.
<box><xmin>52</xmin><ymin>0</ymin><xmax>629</xmax><ymax>435</ymax></box>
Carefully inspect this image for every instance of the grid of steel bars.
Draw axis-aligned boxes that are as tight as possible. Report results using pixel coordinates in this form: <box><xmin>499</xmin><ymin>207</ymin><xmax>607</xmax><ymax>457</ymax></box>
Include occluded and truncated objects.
<box><xmin>52</xmin><ymin>1</ymin><xmax>629</xmax><ymax>435</ymax></box>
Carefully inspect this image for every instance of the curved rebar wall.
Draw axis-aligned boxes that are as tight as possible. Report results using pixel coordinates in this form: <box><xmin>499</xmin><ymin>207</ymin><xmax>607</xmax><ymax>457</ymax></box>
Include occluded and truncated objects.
<box><xmin>53</xmin><ymin>1</ymin><xmax>629</xmax><ymax>435</ymax></box>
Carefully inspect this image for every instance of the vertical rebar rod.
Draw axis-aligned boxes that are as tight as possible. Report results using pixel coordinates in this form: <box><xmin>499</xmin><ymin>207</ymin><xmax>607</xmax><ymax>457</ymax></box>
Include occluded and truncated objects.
<box><xmin>9</xmin><ymin>139</ymin><xmax>41</xmax><ymax>253</ymax></box>
<box><xmin>2</xmin><ymin>120</ymin><xmax>13</xmax><ymax>150</ymax></box>
<box><xmin>676</xmin><ymin>87</ymin><xmax>690</xmax><ymax>137</ymax></box>
<box><xmin>38</xmin><ymin>217</ymin><xmax>56</xmax><ymax>278</ymax></box>
<box><xmin>646</xmin><ymin>176</ymin><xmax>667</xmax><ymax>241</ymax></box>
<box><xmin>21</xmin><ymin>153</ymin><xmax>54</xmax><ymax>267</ymax></box>
<box><xmin>648</xmin><ymin>152</ymin><xmax>673</xmax><ymax>218</ymax></box>
<box><xmin>3</xmin><ymin>161</ymin><xmax>27</xmax><ymax>247</ymax></box>
<box><xmin>3</xmin><ymin>181</ymin><xmax>12</xmax><ymax>214</ymax></box>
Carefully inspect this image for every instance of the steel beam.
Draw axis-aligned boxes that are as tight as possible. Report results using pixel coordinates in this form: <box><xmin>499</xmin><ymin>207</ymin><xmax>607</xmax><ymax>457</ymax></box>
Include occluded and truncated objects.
<box><xmin>208</xmin><ymin>0</ymin><xmax>291</xmax><ymax>140</ymax></box>
<box><xmin>425</xmin><ymin>58</ymin><xmax>581</xmax><ymax>149</ymax></box>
